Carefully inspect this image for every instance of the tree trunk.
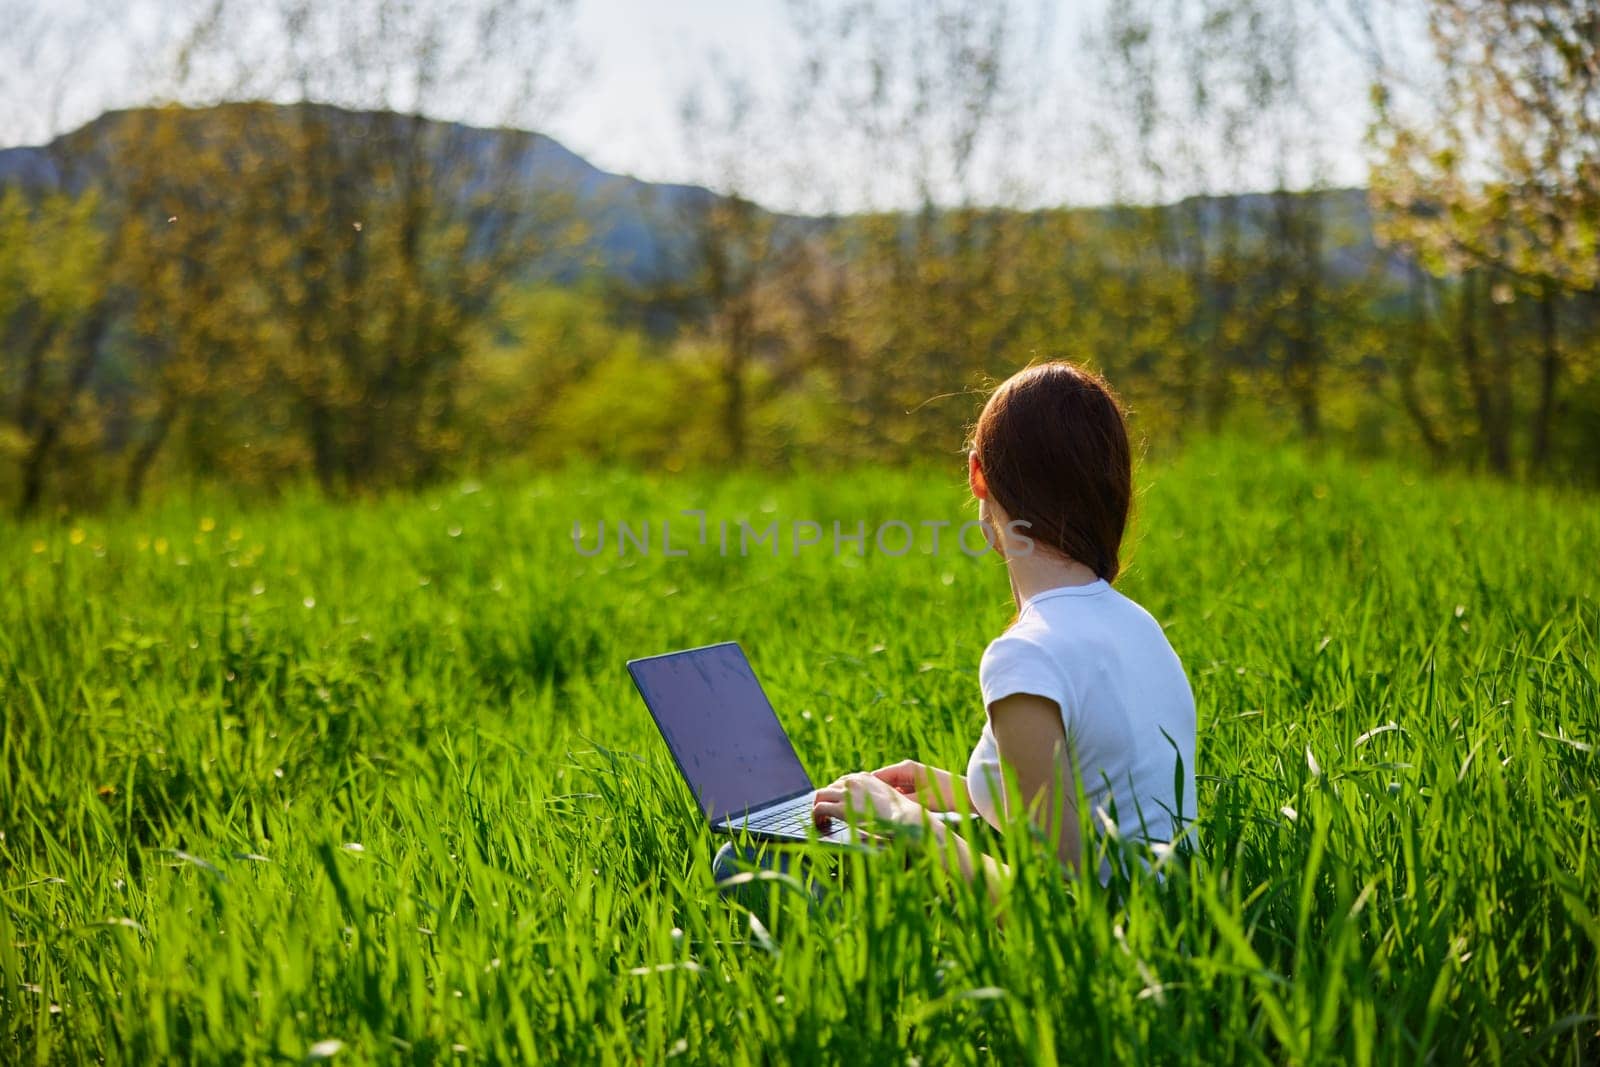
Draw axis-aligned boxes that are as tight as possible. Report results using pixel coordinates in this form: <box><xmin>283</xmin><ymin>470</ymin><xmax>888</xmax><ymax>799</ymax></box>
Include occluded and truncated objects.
<box><xmin>1397</xmin><ymin>265</ymin><xmax>1447</xmax><ymax>461</ymax></box>
<box><xmin>1483</xmin><ymin>271</ymin><xmax>1516</xmax><ymax>475</ymax></box>
<box><xmin>124</xmin><ymin>405</ymin><xmax>175</xmax><ymax>507</ymax></box>
<box><xmin>1271</xmin><ymin>191</ymin><xmax>1324</xmax><ymax>440</ymax></box>
<box><xmin>1456</xmin><ymin>272</ymin><xmax>1511</xmax><ymax>476</ymax></box>
<box><xmin>307</xmin><ymin>401</ymin><xmax>339</xmax><ymax>494</ymax></box>
<box><xmin>723</xmin><ymin>300</ymin><xmax>750</xmax><ymax>464</ymax></box>
<box><xmin>1531</xmin><ymin>279</ymin><xmax>1560</xmax><ymax>469</ymax></box>
<box><xmin>1206</xmin><ymin>195</ymin><xmax>1240</xmax><ymax>434</ymax></box>
<box><xmin>1181</xmin><ymin>199</ymin><xmax>1207</xmax><ymax>433</ymax></box>
<box><xmin>17</xmin><ymin>436</ymin><xmax>51</xmax><ymax>517</ymax></box>
<box><xmin>8</xmin><ymin>304</ymin><xmax>57</xmax><ymax>435</ymax></box>
<box><xmin>15</xmin><ymin>303</ymin><xmax>111</xmax><ymax>516</ymax></box>
<box><xmin>1294</xmin><ymin>198</ymin><xmax>1325</xmax><ymax>439</ymax></box>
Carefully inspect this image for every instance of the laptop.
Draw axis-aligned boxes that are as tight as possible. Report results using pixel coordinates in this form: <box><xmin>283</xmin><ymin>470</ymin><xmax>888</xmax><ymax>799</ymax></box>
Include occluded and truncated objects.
<box><xmin>627</xmin><ymin>641</ymin><xmax>855</xmax><ymax>844</ymax></box>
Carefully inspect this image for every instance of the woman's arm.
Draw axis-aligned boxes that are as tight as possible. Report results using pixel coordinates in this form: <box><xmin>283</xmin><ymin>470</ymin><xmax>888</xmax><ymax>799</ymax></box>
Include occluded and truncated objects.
<box><xmin>812</xmin><ymin>774</ymin><xmax>1008</xmax><ymax>901</ymax></box>
<box><xmin>923</xmin><ymin>692</ymin><xmax>1083</xmax><ymax>898</ymax></box>
<box><xmin>820</xmin><ymin>693</ymin><xmax>1081</xmax><ymax>903</ymax></box>
<box><xmin>871</xmin><ymin>760</ymin><xmax>968</xmax><ymax>812</ymax></box>
<box><xmin>923</xmin><ymin>817</ymin><xmax>1009</xmax><ymax>906</ymax></box>
<box><xmin>983</xmin><ymin>692</ymin><xmax>1082</xmax><ymax>871</ymax></box>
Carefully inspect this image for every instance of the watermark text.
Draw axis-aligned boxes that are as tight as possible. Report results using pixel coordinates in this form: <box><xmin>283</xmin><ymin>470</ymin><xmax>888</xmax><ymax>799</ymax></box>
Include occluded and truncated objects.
<box><xmin>570</xmin><ymin>510</ymin><xmax>1034</xmax><ymax>558</ymax></box>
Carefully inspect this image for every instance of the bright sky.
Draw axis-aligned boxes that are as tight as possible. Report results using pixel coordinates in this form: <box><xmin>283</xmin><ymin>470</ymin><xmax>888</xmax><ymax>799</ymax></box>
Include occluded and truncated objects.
<box><xmin>0</xmin><ymin>0</ymin><xmax>1418</xmax><ymax>213</ymax></box>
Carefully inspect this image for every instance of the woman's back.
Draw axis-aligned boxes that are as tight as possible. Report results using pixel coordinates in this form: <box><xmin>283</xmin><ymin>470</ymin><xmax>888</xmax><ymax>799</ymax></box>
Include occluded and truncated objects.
<box><xmin>968</xmin><ymin>580</ymin><xmax>1197</xmax><ymax>845</ymax></box>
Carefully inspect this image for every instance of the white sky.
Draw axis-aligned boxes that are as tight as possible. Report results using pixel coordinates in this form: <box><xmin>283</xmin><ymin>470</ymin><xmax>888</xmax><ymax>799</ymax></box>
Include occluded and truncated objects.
<box><xmin>0</xmin><ymin>0</ymin><xmax>1420</xmax><ymax>213</ymax></box>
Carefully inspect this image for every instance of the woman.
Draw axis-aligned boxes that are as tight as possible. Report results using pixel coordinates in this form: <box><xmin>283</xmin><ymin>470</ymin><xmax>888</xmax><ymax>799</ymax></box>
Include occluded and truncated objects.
<box><xmin>812</xmin><ymin>362</ymin><xmax>1197</xmax><ymax>883</ymax></box>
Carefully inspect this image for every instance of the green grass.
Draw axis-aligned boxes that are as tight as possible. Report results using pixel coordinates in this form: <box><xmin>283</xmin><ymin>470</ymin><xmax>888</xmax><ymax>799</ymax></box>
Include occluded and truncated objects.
<box><xmin>2</xmin><ymin>439</ymin><xmax>1597</xmax><ymax>1064</ymax></box>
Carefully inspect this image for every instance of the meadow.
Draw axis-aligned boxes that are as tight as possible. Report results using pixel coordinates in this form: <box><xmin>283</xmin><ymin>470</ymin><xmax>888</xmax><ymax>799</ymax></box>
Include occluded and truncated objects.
<box><xmin>2</xmin><ymin>439</ymin><xmax>1597</xmax><ymax>1064</ymax></box>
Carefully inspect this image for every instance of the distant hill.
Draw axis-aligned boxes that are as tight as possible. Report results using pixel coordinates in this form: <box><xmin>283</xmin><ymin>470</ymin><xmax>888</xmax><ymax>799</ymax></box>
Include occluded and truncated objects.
<box><xmin>0</xmin><ymin>103</ymin><xmax>1388</xmax><ymax>288</ymax></box>
<box><xmin>0</xmin><ymin>104</ymin><xmax>736</xmax><ymax>288</ymax></box>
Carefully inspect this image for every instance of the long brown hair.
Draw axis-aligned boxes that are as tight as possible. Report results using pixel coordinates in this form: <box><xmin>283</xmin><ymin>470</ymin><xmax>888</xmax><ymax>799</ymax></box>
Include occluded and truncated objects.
<box><xmin>971</xmin><ymin>361</ymin><xmax>1132</xmax><ymax>581</ymax></box>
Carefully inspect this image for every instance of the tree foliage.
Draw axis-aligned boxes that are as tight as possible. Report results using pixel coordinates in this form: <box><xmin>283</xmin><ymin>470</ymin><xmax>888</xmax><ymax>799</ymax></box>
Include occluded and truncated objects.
<box><xmin>1371</xmin><ymin>0</ymin><xmax>1600</xmax><ymax>474</ymax></box>
<box><xmin>2</xmin><ymin>0</ymin><xmax>1599</xmax><ymax>514</ymax></box>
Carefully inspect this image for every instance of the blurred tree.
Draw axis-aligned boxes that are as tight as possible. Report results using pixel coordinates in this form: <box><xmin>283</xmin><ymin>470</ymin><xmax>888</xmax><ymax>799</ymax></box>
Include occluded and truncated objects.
<box><xmin>1371</xmin><ymin>0</ymin><xmax>1600</xmax><ymax>474</ymax></box>
<box><xmin>778</xmin><ymin>0</ymin><xmax>1044</xmax><ymax>458</ymax></box>
<box><xmin>105</xmin><ymin>108</ymin><xmax>258</xmax><ymax>505</ymax></box>
<box><xmin>7</xmin><ymin>0</ymin><xmax>1600</xmax><ymax>506</ymax></box>
<box><xmin>0</xmin><ymin>189</ymin><xmax>114</xmax><ymax>515</ymax></box>
<box><xmin>1088</xmin><ymin>0</ymin><xmax>1352</xmax><ymax>441</ymax></box>
<box><xmin>669</xmin><ymin>64</ymin><xmax>787</xmax><ymax>465</ymax></box>
<box><xmin>458</xmin><ymin>286</ymin><xmax>650</xmax><ymax>464</ymax></box>
<box><xmin>143</xmin><ymin>0</ymin><xmax>581</xmax><ymax>493</ymax></box>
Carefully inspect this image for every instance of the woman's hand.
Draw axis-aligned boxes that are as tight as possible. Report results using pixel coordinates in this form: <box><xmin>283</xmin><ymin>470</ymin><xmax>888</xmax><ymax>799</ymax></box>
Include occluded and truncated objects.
<box><xmin>813</xmin><ymin>772</ymin><xmax>925</xmax><ymax>828</ymax></box>
<box><xmin>871</xmin><ymin>760</ymin><xmax>964</xmax><ymax>812</ymax></box>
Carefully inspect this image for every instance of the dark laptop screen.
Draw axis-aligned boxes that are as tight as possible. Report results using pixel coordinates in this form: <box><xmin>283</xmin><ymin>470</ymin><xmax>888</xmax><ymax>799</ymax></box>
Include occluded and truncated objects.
<box><xmin>628</xmin><ymin>643</ymin><xmax>813</xmax><ymax>823</ymax></box>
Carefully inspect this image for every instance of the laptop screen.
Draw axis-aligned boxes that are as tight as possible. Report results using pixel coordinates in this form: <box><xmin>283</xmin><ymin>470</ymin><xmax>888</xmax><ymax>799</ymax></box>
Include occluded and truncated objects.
<box><xmin>627</xmin><ymin>643</ymin><xmax>814</xmax><ymax>823</ymax></box>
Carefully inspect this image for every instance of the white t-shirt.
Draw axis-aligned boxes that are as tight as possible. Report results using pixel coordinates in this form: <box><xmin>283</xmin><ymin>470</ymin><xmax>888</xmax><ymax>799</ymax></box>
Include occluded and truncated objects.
<box><xmin>966</xmin><ymin>579</ymin><xmax>1196</xmax><ymax>846</ymax></box>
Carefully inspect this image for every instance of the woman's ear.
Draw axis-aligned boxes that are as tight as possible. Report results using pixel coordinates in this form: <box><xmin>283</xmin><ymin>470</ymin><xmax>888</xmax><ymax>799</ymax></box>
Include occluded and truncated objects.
<box><xmin>968</xmin><ymin>450</ymin><xmax>989</xmax><ymax>501</ymax></box>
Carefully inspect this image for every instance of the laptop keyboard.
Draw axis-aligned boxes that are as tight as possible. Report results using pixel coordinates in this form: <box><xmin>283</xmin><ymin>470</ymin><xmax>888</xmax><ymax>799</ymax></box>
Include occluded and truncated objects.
<box><xmin>741</xmin><ymin>797</ymin><xmax>820</xmax><ymax>835</ymax></box>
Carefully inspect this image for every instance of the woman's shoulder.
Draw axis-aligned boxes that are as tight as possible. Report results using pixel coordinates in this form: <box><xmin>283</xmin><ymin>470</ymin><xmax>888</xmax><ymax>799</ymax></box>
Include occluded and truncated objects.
<box><xmin>1037</xmin><ymin>582</ymin><xmax>1170</xmax><ymax>637</ymax></box>
<box><xmin>1009</xmin><ymin>585</ymin><xmax>1180</xmax><ymax>673</ymax></box>
<box><xmin>982</xmin><ymin>611</ymin><xmax>1083</xmax><ymax>686</ymax></box>
<box><xmin>979</xmin><ymin>624</ymin><xmax>1073</xmax><ymax>710</ymax></box>
<box><xmin>981</xmin><ymin>622</ymin><xmax>1051</xmax><ymax>666</ymax></box>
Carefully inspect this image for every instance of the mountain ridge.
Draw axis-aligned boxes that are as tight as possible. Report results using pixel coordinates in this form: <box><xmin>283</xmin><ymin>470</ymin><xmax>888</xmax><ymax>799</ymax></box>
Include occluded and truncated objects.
<box><xmin>0</xmin><ymin>103</ymin><xmax>1384</xmax><ymax>286</ymax></box>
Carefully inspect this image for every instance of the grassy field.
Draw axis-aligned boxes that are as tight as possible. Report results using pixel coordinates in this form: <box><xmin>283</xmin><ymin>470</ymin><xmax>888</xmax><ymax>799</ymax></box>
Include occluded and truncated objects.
<box><xmin>2</xmin><ymin>439</ymin><xmax>1597</xmax><ymax>1064</ymax></box>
